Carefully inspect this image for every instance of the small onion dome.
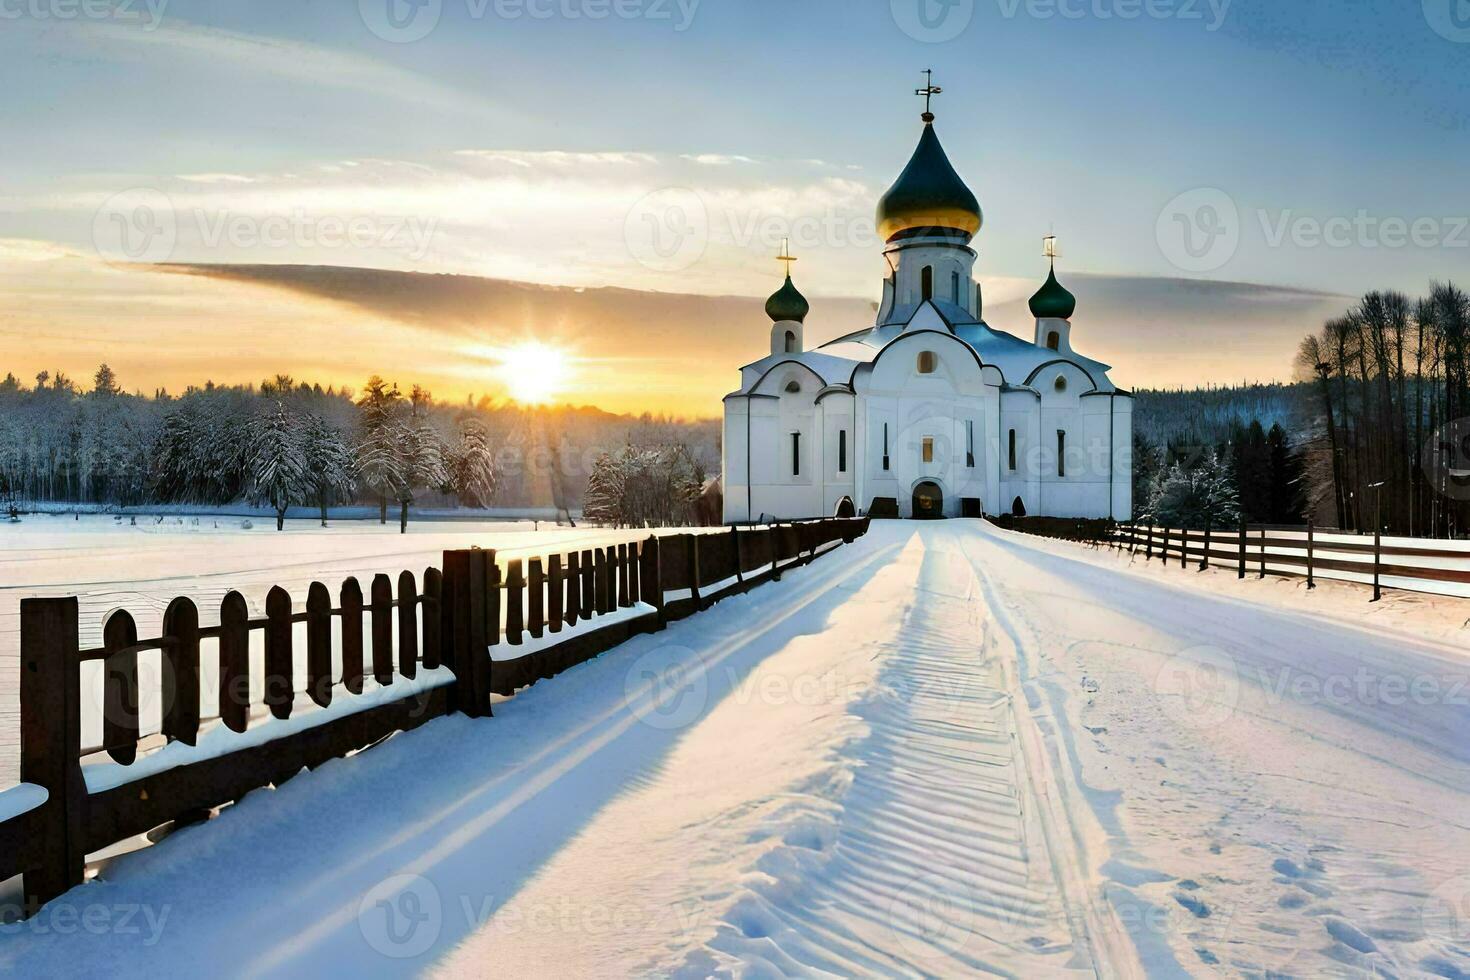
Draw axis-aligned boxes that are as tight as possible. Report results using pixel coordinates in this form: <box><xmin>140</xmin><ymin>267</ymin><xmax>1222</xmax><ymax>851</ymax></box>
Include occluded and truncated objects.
<box><xmin>765</xmin><ymin>275</ymin><xmax>810</xmax><ymax>323</ymax></box>
<box><xmin>876</xmin><ymin>120</ymin><xmax>982</xmax><ymax>242</ymax></box>
<box><xmin>1029</xmin><ymin>265</ymin><xmax>1077</xmax><ymax>320</ymax></box>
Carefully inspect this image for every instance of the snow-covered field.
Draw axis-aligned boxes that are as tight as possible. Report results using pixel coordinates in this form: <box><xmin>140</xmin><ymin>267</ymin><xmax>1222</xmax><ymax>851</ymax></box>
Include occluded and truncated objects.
<box><xmin>0</xmin><ymin>513</ymin><xmax>705</xmax><ymax>789</ymax></box>
<box><xmin>2</xmin><ymin>519</ymin><xmax>1468</xmax><ymax>977</ymax></box>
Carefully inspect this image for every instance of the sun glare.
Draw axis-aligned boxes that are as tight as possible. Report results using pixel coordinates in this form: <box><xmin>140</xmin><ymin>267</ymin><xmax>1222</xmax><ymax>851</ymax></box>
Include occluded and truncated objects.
<box><xmin>500</xmin><ymin>342</ymin><xmax>572</xmax><ymax>404</ymax></box>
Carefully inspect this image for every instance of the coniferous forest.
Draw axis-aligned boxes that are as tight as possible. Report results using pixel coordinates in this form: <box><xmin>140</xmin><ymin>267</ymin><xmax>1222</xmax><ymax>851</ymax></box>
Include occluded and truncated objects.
<box><xmin>0</xmin><ymin>365</ymin><xmax>719</xmax><ymax>529</ymax></box>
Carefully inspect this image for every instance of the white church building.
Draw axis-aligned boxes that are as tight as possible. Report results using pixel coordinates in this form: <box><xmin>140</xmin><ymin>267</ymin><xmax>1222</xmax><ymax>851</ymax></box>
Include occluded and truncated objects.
<box><xmin>722</xmin><ymin>90</ymin><xmax>1133</xmax><ymax>522</ymax></box>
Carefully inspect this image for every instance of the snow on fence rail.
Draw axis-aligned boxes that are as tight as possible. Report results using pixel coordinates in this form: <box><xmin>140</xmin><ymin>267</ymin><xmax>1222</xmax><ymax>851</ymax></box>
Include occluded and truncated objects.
<box><xmin>4</xmin><ymin>516</ymin><xmax>870</xmax><ymax>916</ymax></box>
<box><xmin>1110</xmin><ymin>519</ymin><xmax>1470</xmax><ymax>601</ymax></box>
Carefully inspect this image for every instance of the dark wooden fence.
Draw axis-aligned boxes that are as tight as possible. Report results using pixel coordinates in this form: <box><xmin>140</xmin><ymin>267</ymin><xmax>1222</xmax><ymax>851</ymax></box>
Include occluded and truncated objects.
<box><xmin>3</xmin><ymin>517</ymin><xmax>869</xmax><ymax>915</ymax></box>
<box><xmin>1108</xmin><ymin>519</ymin><xmax>1470</xmax><ymax>602</ymax></box>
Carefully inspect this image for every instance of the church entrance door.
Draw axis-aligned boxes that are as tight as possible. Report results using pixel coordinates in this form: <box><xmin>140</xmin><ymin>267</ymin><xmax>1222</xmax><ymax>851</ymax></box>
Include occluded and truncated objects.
<box><xmin>912</xmin><ymin>481</ymin><xmax>944</xmax><ymax>520</ymax></box>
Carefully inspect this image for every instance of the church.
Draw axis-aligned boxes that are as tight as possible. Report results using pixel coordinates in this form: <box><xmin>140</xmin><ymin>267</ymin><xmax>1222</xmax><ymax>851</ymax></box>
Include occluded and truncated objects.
<box><xmin>722</xmin><ymin>84</ymin><xmax>1133</xmax><ymax>522</ymax></box>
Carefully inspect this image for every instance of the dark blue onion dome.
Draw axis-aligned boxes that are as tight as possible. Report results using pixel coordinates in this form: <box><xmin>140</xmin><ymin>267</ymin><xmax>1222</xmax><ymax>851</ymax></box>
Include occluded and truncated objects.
<box><xmin>765</xmin><ymin>275</ymin><xmax>810</xmax><ymax>323</ymax></box>
<box><xmin>876</xmin><ymin>118</ymin><xmax>982</xmax><ymax>242</ymax></box>
<box><xmin>1029</xmin><ymin>264</ymin><xmax>1077</xmax><ymax>319</ymax></box>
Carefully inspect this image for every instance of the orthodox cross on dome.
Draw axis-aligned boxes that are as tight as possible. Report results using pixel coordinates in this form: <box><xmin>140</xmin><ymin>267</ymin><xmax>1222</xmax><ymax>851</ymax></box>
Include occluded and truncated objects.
<box><xmin>915</xmin><ymin>69</ymin><xmax>942</xmax><ymax>121</ymax></box>
<box><xmin>777</xmin><ymin>238</ymin><xmax>797</xmax><ymax>277</ymax></box>
<box><xmin>1043</xmin><ymin>234</ymin><xmax>1059</xmax><ymax>265</ymax></box>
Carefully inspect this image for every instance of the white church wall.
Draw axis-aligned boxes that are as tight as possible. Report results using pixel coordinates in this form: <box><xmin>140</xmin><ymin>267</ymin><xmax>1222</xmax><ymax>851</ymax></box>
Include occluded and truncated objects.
<box><xmin>819</xmin><ymin>394</ymin><xmax>856</xmax><ymax>516</ymax></box>
<box><xmin>722</xmin><ymin>397</ymin><xmax>752</xmax><ymax>523</ymax></box>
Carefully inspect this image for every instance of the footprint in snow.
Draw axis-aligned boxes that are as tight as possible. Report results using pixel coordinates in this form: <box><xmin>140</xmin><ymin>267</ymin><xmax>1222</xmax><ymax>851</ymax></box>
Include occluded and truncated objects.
<box><xmin>1174</xmin><ymin>893</ymin><xmax>1211</xmax><ymax>918</ymax></box>
<box><xmin>1324</xmin><ymin>917</ymin><xmax>1377</xmax><ymax>955</ymax></box>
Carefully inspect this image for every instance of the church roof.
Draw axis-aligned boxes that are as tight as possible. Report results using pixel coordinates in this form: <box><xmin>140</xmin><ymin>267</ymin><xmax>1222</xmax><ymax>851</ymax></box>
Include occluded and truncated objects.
<box><xmin>730</xmin><ymin>300</ymin><xmax>1117</xmax><ymax>397</ymax></box>
<box><xmin>875</xmin><ymin>119</ymin><xmax>982</xmax><ymax>243</ymax></box>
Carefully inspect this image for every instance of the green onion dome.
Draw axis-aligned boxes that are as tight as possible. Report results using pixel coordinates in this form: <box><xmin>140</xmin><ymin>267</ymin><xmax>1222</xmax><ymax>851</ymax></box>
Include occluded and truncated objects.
<box><xmin>876</xmin><ymin>118</ymin><xmax>982</xmax><ymax>242</ymax></box>
<box><xmin>1029</xmin><ymin>265</ymin><xmax>1077</xmax><ymax>320</ymax></box>
<box><xmin>765</xmin><ymin>275</ymin><xmax>810</xmax><ymax>323</ymax></box>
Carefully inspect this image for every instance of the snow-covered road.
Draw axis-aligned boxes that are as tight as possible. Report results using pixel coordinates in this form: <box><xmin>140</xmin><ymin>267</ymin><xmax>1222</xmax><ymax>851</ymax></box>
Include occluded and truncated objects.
<box><xmin>2</xmin><ymin>520</ymin><xmax>1468</xmax><ymax>977</ymax></box>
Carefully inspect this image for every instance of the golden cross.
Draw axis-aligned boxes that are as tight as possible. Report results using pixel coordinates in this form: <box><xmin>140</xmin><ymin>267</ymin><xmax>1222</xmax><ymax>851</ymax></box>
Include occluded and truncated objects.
<box><xmin>777</xmin><ymin>238</ymin><xmax>797</xmax><ymax>277</ymax></box>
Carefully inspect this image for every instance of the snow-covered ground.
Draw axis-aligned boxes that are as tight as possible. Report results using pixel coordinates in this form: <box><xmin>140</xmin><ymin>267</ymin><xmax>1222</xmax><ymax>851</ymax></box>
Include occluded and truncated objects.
<box><xmin>2</xmin><ymin>520</ymin><xmax>1468</xmax><ymax>977</ymax></box>
<box><xmin>0</xmin><ymin>514</ymin><xmax>710</xmax><ymax>788</ymax></box>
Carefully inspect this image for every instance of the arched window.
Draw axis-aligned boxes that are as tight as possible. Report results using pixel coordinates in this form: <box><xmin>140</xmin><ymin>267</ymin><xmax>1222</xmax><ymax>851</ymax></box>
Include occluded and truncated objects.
<box><xmin>921</xmin><ymin>265</ymin><xmax>934</xmax><ymax>301</ymax></box>
<box><xmin>951</xmin><ymin>271</ymin><xmax>961</xmax><ymax>303</ymax></box>
<box><xmin>784</xmin><ymin>330</ymin><xmax>797</xmax><ymax>353</ymax></box>
<box><xmin>917</xmin><ymin>351</ymin><xmax>937</xmax><ymax>374</ymax></box>
<box><xmin>1054</xmin><ymin>375</ymin><xmax>1067</xmax><ymax>394</ymax></box>
<box><xmin>1046</xmin><ymin>331</ymin><xmax>1061</xmax><ymax>351</ymax></box>
<box><xmin>784</xmin><ymin>380</ymin><xmax>801</xmax><ymax>394</ymax></box>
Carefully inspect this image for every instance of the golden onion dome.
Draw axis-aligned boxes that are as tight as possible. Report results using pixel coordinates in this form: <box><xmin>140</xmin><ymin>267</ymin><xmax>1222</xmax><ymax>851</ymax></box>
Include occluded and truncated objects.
<box><xmin>876</xmin><ymin>116</ymin><xmax>982</xmax><ymax>242</ymax></box>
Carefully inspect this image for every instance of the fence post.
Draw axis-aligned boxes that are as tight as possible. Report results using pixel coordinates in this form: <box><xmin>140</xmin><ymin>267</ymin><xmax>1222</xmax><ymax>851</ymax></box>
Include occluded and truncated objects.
<box><xmin>1307</xmin><ymin>521</ymin><xmax>1316</xmax><ymax>590</ymax></box>
<box><xmin>505</xmin><ymin>560</ymin><xmax>525</xmax><ymax>645</ymax></box>
<box><xmin>731</xmin><ymin>526</ymin><xmax>745</xmax><ymax>589</ymax></box>
<box><xmin>640</xmin><ymin>535</ymin><xmax>664</xmax><ymax>629</ymax></box>
<box><xmin>548</xmin><ymin>555</ymin><xmax>564</xmax><ymax>634</ymax></box>
<box><xmin>1238</xmin><ymin>516</ymin><xmax>1247</xmax><ymax>580</ymax></box>
<box><xmin>1200</xmin><ymin>518</ymin><xmax>1211</xmax><ymax>571</ymax></box>
<box><xmin>1259</xmin><ymin>527</ymin><xmax>1266</xmax><ymax>579</ymax></box>
<box><xmin>617</xmin><ymin>544</ymin><xmax>630</xmax><ymax>608</ymax></box>
<box><xmin>19</xmin><ymin>597</ymin><xmax>85</xmax><ymax>913</ymax></box>
<box><xmin>442</xmin><ymin>549</ymin><xmax>494</xmax><ymax>718</ymax></box>
<box><xmin>1145</xmin><ymin>523</ymin><xmax>1153</xmax><ymax>561</ymax></box>
<box><xmin>688</xmin><ymin>534</ymin><xmax>703</xmax><ymax>610</ymax></box>
<box><xmin>1162</xmin><ymin>527</ymin><xmax>1170</xmax><ymax>567</ymax></box>
<box><xmin>1372</xmin><ymin>521</ymin><xmax>1382</xmax><ymax>602</ymax></box>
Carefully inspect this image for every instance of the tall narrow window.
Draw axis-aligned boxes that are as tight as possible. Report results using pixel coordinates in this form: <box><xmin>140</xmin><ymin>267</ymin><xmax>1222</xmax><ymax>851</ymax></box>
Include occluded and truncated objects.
<box><xmin>965</xmin><ymin>419</ymin><xmax>975</xmax><ymax>468</ymax></box>
<box><xmin>951</xmin><ymin>271</ymin><xmax>961</xmax><ymax>303</ymax></box>
<box><xmin>792</xmin><ymin>432</ymin><xmax>801</xmax><ymax>477</ymax></box>
<box><xmin>883</xmin><ymin>423</ymin><xmax>890</xmax><ymax>471</ymax></box>
<box><xmin>922</xmin><ymin>437</ymin><xmax>935</xmax><ymax>464</ymax></box>
<box><xmin>1008</xmin><ymin>429</ymin><xmax>1017</xmax><ymax>471</ymax></box>
<box><xmin>784</xmin><ymin>330</ymin><xmax>797</xmax><ymax>353</ymax></box>
<box><xmin>838</xmin><ymin>429</ymin><xmax>848</xmax><ymax>473</ymax></box>
<box><xmin>1047</xmin><ymin>331</ymin><xmax>1060</xmax><ymax>351</ymax></box>
<box><xmin>1057</xmin><ymin>430</ymin><xmax>1066</xmax><ymax>478</ymax></box>
<box><xmin>921</xmin><ymin>265</ymin><xmax>933</xmax><ymax>301</ymax></box>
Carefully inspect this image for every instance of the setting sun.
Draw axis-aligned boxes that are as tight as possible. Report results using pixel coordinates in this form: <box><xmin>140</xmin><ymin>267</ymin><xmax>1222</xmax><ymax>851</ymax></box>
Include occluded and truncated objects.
<box><xmin>500</xmin><ymin>341</ymin><xmax>573</xmax><ymax>404</ymax></box>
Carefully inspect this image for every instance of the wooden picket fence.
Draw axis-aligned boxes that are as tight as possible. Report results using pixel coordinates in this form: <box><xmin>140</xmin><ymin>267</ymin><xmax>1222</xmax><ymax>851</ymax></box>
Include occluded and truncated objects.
<box><xmin>2</xmin><ymin>517</ymin><xmax>869</xmax><ymax>915</ymax></box>
<box><xmin>1111</xmin><ymin>519</ymin><xmax>1470</xmax><ymax>602</ymax></box>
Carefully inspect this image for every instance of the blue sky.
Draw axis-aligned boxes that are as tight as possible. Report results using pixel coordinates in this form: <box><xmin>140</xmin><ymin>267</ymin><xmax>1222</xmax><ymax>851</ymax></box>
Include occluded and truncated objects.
<box><xmin>0</xmin><ymin>0</ymin><xmax>1466</xmax><ymax>407</ymax></box>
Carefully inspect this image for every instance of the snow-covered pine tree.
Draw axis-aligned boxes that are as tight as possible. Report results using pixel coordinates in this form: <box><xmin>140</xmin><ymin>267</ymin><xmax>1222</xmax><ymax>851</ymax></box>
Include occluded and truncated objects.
<box><xmin>245</xmin><ymin>400</ymin><xmax>309</xmax><ymax>530</ymax></box>
<box><xmin>302</xmin><ymin>412</ymin><xmax>356</xmax><ymax>527</ymax></box>
<box><xmin>356</xmin><ymin>377</ymin><xmax>406</xmax><ymax>524</ymax></box>
<box><xmin>395</xmin><ymin>397</ymin><xmax>448</xmax><ymax>533</ymax></box>
<box><xmin>1146</xmin><ymin>450</ymin><xmax>1241</xmax><ymax>530</ymax></box>
<box><xmin>448</xmin><ymin>415</ymin><xmax>498</xmax><ymax>509</ymax></box>
<box><xmin>584</xmin><ymin>449</ymin><xmax>630</xmax><ymax>526</ymax></box>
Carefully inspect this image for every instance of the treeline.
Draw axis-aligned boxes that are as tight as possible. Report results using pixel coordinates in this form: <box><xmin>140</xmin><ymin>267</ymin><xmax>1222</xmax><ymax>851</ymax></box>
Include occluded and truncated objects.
<box><xmin>0</xmin><ymin>365</ymin><xmax>720</xmax><ymax>527</ymax></box>
<box><xmin>1295</xmin><ymin>282</ymin><xmax>1469</xmax><ymax>536</ymax></box>
<box><xmin>1134</xmin><ymin>419</ymin><xmax>1306</xmax><ymax>529</ymax></box>
<box><xmin>1131</xmin><ymin>382</ymin><xmax>1308</xmax><ymax>450</ymax></box>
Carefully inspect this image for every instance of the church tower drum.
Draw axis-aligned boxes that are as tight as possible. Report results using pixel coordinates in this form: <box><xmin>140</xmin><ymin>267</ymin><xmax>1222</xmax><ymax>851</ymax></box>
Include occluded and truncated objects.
<box><xmin>875</xmin><ymin>71</ymin><xmax>983</xmax><ymax>323</ymax></box>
